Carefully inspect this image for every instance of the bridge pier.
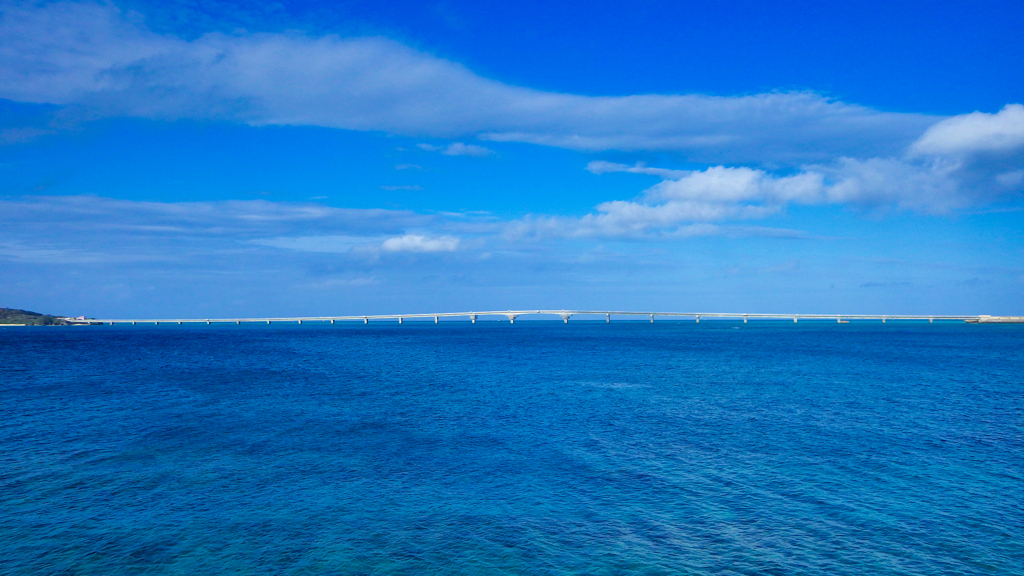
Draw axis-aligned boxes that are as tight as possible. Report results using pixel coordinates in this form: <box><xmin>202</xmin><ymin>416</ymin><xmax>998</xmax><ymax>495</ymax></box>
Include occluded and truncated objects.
<box><xmin>434</xmin><ymin>316</ymin><xmax>439</xmax><ymax>324</ymax></box>
<box><xmin>363</xmin><ymin>317</ymin><xmax>368</xmax><ymax>324</ymax></box>
<box><xmin>399</xmin><ymin>317</ymin><xmax>403</xmax><ymax>324</ymax></box>
<box><xmin>561</xmin><ymin>314</ymin><xmax>571</xmax><ymax>324</ymax></box>
<box><xmin>743</xmin><ymin>316</ymin><xmax>747</xmax><ymax>323</ymax></box>
<box><xmin>471</xmin><ymin>314</ymin><xmax>477</xmax><ymax>324</ymax></box>
<box><xmin>330</xmin><ymin>319</ymin><xmax>335</xmax><ymax>324</ymax></box>
<box><xmin>650</xmin><ymin>314</ymin><xmax>654</xmax><ymax>323</ymax></box>
<box><xmin>695</xmin><ymin>316</ymin><xmax>699</xmax><ymax>323</ymax></box>
<box><xmin>507</xmin><ymin>315</ymin><xmax>517</xmax><ymax>324</ymax></box>
<box><xmin>793</xmin><ymin>317</ymin><xmax>798</xmax><ymax>323</ymax></box>
<box><xmin>606</xmin><ymin>313</ymin><xmax>610</xmax><ymax>323</ymax></box>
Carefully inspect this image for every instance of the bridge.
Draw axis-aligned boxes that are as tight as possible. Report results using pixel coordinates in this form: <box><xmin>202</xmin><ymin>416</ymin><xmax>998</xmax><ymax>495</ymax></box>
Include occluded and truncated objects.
<box><xmin>66</xmin><ymin>311</ymin><xmax>1023</xmax><ymax>325</ymax></box>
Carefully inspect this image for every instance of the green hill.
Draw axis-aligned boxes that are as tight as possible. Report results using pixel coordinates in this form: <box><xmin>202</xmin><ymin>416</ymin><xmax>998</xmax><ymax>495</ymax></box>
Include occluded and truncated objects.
<box><xmin>0</xmin><ymin>308</ymin><xmax>70</xmax><ymax>325</ymax></box>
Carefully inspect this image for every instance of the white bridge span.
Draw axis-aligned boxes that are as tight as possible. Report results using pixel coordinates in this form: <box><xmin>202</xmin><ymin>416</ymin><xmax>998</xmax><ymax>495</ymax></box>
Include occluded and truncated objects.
<box><xmin>72</xmin><ymin>311</ymin><xmax>1022</xmax><ymax>325</ymax></box>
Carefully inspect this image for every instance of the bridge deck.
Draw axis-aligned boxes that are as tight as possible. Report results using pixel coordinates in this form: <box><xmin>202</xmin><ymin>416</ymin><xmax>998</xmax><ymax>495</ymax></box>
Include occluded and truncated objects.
<box><xmin>64</xmin><ymin>311</ymin><xmax>1022</xmax><ymax>325</ymax></box>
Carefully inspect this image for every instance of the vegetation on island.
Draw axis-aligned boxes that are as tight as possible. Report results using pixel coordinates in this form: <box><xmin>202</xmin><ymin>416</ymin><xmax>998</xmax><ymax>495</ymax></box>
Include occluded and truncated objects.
<box><xmin>0</xmin><ymin>308</ymin><xmax>71</xmax><ymax>325</ymax></box>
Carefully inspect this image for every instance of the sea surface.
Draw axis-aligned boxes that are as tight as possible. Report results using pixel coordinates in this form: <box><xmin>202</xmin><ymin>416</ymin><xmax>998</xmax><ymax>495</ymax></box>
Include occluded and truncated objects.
<box><xmin>1</xmin><ymin>321</ymin><xmax>1022</xmax><ymax>575</ymax></box>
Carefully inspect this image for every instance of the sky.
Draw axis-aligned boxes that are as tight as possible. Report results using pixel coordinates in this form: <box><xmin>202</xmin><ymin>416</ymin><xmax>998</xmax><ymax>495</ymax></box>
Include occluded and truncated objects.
<box><xmin>1</xmin><ymin>0</ymin><xmax>1023</xmax><ymax>318</ymax></box>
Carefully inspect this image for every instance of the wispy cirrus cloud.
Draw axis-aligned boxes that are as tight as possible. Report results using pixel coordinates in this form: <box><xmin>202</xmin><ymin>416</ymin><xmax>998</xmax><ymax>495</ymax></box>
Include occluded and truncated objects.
<box><xmin>0</xmin><ymin>195</ymin><xmax>475</xmax><ymax>263</ymax></box>
<box><xmin>0</xmin><ymin>195</ymin><xmax>429</xmax><ymax>236</ymax></box>
<box><xmin>586</xmin><ymin>161</ymin><xmax>688</xmax><ymax>179</ymax></box>
<box><xmin>380</xmin><ymin>185</ymin><xmax>423</xmax><ymax>191</ymax></box>
<box><xmin>252</xmin><ymin>233</ymin><xmax>461</xmax><ymax>255</ymax></box>
<box><xmin>417</xmin><ymin>142</ymin><xmax>494</xmax><ymax>157</ymax></box>
<box><xmin>0</xmin><ymin>1</ymin><xmax>937</xmax><ymax>165</ymax></box>
<box><xmin>249</xmin><ymin>235</ymin><xmax>378</xmax><ymax>254</ymax></box>
<box><xmin>381</xmin><ymin>234</ymin><xmax>460</xmax><ymax>253</ymax></box>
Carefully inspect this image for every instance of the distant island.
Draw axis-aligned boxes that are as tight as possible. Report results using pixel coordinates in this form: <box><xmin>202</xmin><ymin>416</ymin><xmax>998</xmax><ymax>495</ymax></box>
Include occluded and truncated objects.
<box><xmin>0</xmin><ymin>308</ymin><xmax>72</xmax><ymax>326</ymax></box>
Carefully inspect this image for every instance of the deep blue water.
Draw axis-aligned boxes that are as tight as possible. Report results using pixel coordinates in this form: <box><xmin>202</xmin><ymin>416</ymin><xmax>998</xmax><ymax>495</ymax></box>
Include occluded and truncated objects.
<box><xmin>1</xmin><ymin>321</ymin><xmax>1022</xmax><ymax>575</ymax></box>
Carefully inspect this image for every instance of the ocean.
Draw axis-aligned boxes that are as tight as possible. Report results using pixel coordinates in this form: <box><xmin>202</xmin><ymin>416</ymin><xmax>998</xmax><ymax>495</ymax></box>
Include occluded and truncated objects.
<box><xmin>1</xmin><ymin>321</ymin><xmax>1021</xmax><ymax>574</ymax></box>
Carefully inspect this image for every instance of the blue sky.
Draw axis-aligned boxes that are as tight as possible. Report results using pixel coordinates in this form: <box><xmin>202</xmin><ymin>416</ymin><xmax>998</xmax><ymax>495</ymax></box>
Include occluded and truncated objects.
<box><xmin>1</xmin><ymin>0</ymin><xmax>1022</xmax><ymax>317</ymax></box>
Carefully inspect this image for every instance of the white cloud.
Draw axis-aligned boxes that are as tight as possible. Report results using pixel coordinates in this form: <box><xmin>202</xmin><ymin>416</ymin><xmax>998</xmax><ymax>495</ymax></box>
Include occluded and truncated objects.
<box><xmin>307</xmin><ymin>276</ymin><xmax>377</xmax><ymax>289</ymax></box>
<box><xmin>380</xmin><ymin>185</ymin><xmax>423</xmax><ymax>191</ymax></box>
<box><xmin>815</xmin><ymin>157</ymin><xmax>965</xmax><ymax>211</ymax></box>
<box><xmin>250</xmin><ymin>235</ymin><xmax>373</xmax><ymax>253</ymax></box>
<box><xmin>440</xmin><ymin>142</ymin><xmax>494</xmax><ymax>157</ymax></box>
<box><xmin>910</xmin><ymin>104</ymin><xmax>1024</xmax><ymax>157</ymax></box>
<box><xmin>0</xmin><ymin>196</ymin><xmax>475</xmax><ymax>268</ymax></box>
<box><xmin>0</xmin><ymin>1</ymin><xmax>937</xmax><ymax>164</ymax></box>
<box><xmin>577</xmin><ymin>157</ymin><xmax>993</xmax><ymax>235</ymax></box>
<box><xmin>644</xmin><ymin>166</ymin><xmax>823</xmax><ymax>204</ymax></box>
<box><xmin>381</xmin><ymin>234</ymin><xmax>459</xmax><ymax>253</ymax></box>
<box><xmin>514</xmin><ymin>106</ymin><xmax>1024</xmax><ymax>239</ymax></box>
<box><xmin>1</xmin><ymin>4</ymin><xmax>1022</xmax><ymax>247</ymax></box>
<box><xmin>0</xmin><ymin>240</ymin><xmax>157</xmax><ymax>264</ymax></box>
<box><xmin>418</xmin><ymin>142</ymin><xmax>494</xmax><ymax>157</ymax></box>
<box><xmin>586</xmin><ymin>161</ymin><xmax>687</xmax><ymax>179</ymax></box>
<box><xmin>582</xmin><ymin>199</ymin><xmax>777</xmax><ymax>236</ymax></box>
<box><xmin>0</xmin><ymin>195</ymin><xmax>429</xmax><ymax>237</ymax></box>
<box><xmin>395</xmin><ymin>164</ymin><xmax>421</xmax><ymax>170</ymax></box>
<box><xmin>509</xmin><ymin>165</ymin><xmax>830</xmax><ymax>239</ymax></box>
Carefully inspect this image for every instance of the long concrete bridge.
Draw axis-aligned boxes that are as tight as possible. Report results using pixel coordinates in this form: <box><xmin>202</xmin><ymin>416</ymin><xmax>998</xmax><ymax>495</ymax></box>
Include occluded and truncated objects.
<box><xmin>67</xmin><ymin>310</ymin><xmax>1023</xmax><ymax>325</ymax></box>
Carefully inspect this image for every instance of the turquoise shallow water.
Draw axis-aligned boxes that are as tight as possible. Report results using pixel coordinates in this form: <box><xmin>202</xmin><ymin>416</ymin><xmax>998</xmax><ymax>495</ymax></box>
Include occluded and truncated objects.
<box><xmin>1</xmin><ymin>321</ymin><xmax>1022</xmax><ymax>574</ymax></box>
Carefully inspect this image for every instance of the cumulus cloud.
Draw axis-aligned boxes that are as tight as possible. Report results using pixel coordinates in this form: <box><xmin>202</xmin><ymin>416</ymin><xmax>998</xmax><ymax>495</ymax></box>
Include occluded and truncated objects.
<box><xmin>566</xmin><ymin>159</ymin><xmax>1009</xmax><ymax>238</ymax></box>
<box><xmin>506</xmin><ymin>195</ymin><xmax>779</xmax><ymax>240</ymax></box>
<box><xmin>0</xmin><ymin>1</ymin><xmax>936</xmax><ymax>163</ymax></box>
<box><xmin>644</xmin><ymin>166</ymin><xmax>824</xmax><ymax>204</ymax></box>
<box><xmin>381</xmin><ymin>234</ymin><xmax>460</xmax><ymax>253</ymax></box>
<box><xmin>910</xmin><ymin>104</ymin><xmax>1024</xmax><ymax>157</ymax></box>
<box><xmin>557</xmin><ymin>163</ymin><xmax>827</xmax><ymax>239</ymax></box>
